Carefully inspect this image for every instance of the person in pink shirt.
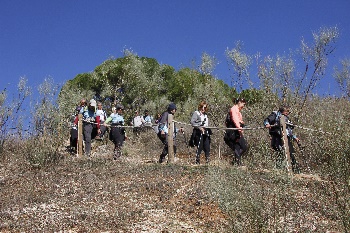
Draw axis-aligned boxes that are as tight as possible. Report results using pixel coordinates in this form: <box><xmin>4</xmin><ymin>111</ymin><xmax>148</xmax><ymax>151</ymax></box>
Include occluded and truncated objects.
<box><xmin>226</xmin><ymin>98</ymin><xmax>248</xmax><ymax>166</ymax></box>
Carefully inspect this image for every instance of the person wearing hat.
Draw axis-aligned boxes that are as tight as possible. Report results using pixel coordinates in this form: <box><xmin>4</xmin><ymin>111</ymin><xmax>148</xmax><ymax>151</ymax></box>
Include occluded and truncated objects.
<box><xmin>80</xmin><ymin>99</ymin><xmax>101</xmax><ymax>156</ymax></box>
<box><xmin>104</xmin><ymin>104</ymin><xmax>127</xmax><ymax>159</ymax></box>
<box><xmin>157</xmin><ymin>102</ymin><xmax>182</xmax><ymax>163</ymax></box>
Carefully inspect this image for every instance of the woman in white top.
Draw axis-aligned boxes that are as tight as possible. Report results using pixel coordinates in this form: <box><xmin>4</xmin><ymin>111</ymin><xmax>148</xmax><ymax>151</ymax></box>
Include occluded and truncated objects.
<box><xmin>95</xmin><ymin>102</ymin><xmax>107</xmax><ymax>139</ymax></box>
<box><xmin>190</xmin><ymin>100</ymin><xmax>211</xmax><ymax>164</ymax></box>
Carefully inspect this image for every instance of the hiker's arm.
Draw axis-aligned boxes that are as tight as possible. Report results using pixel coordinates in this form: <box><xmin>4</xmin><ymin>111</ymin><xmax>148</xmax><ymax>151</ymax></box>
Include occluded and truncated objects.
<box><xmin>190</xmin><ymin>112</ymin><xmax>203</xmax><ymax>129</ymax></box>
<box><xmin>264</xmin><ymin>112</ymin><xmax>276</xmax><ymax>128</ymax></box>
<box><xmin>95</xmin><ymin>116</ymin><xmax>101</xmax><ymax>130</ymax></box>
<box><xmin>73</xmin><ymin>115</ymin><xmax>79</xmax><ymax>125</ymax></box>
<box><xmin>104</xmin><ymin>116</ymin><xmax>112</xmax><ymax>125</ymax></box>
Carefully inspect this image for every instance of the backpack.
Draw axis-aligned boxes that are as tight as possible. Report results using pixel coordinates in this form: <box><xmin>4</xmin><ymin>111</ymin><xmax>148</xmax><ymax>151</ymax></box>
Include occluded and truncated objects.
<box><xmin>224</xmin><ymin>111</ymin><xmax>232</xmax><ymax>128</ymax></box>
<box><xmin>266</xmin><ymin>111</ymin><xmax>282</xmax><ymax>136</ymax></box>
<box><xmin>223</xmin><ymin>110</ymin><xmax>240</xmax><ymax>143</ymax></box>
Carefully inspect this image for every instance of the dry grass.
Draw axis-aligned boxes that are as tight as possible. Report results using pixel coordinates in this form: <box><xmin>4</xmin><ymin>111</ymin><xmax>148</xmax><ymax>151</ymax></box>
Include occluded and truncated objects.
<box><xmin>0</xmin><ymin>119</ymin><xmax>349</xmax><ymax>232</ymax></box>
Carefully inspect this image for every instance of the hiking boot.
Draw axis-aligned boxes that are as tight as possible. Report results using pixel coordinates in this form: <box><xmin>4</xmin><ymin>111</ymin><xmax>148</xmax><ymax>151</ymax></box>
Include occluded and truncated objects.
<box><xmin>159</xmin><ymin>154</ymin><xmax>166</xmax><ymax>163</ymax></box>
<box><xmin>159</xmin><ymin>158</ymin><xmax>166</xmax><ymax>163</ymax></box>
<box><xmin>206</xmin><ymin>157</ymin><xmax>210</xmax><ymax>164</ymax></box>
<box><xmin>113</xmin><ymin>148</ymin><xmax>122</xmax><ymax>160</ymax></box>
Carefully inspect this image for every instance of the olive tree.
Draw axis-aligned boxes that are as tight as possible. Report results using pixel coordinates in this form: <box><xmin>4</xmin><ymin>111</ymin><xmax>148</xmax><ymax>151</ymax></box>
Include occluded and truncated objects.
<box><xmin>298</xmin><ymin>26</ymin><xmax>339</xmax><ymax>112</ymax></box>
<box><xmin>0</xmin><ymin>77</ymin><xmax>31</xmax><ymax>154</ymax></box>
<box><xmin>333</xmin><ymin>58</ymin><xmax>350</xmax><ymax>98</ymax></box>
<box><xmin>225</xmin><ymin>41</ymin><xmax>253</xmax><ymax>91</ymax></box>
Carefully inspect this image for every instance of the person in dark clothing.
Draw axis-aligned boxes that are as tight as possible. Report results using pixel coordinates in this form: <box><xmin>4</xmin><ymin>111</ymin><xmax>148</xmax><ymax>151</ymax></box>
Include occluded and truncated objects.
<box><xmin>69</xmin><ymin>99</ymin><xmax>87</xmax><ymax>153</ymax></box>
<box><xmin>157</xmin><ymin>103</ymin><xmax>182</xmax><ymax>163</ymax></box>
<box><xmin>264</xmin><ymin>105</ymin><xmax>300</xmax><ymax>172</ymax></box>
<box><xmin>190</xmin><ymin>100</ymin><xmax>211</xmax><ymax>164</ymax></box>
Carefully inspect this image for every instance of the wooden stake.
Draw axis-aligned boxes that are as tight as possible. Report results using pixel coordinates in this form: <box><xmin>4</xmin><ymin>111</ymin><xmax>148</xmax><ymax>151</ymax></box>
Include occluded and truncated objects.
<box><xmin>167</xmin><ymin>114</ymin><xmax>174</xmax><ymax>163</ymax></box>
<box><xmin>77</xmin><ymin>114</ymin><xmax>83</xmax><ymax>157</ymax></box>
<box><xmin>280</xmin><ymin>115</ymin><xmax>292</xmax><ymax>174</ymax></box>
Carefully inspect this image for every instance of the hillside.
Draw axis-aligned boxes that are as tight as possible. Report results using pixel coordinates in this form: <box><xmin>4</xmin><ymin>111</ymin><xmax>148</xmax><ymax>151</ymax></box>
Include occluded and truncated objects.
<box><xmin>0</xmin><ymin>132</ymin><xmax>346</xmax><ymax>232</ymax></box>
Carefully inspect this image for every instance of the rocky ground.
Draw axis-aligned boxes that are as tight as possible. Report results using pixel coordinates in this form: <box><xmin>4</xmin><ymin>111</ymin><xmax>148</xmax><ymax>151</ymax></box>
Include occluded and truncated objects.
<box><xmin>0</xmin><ymin>136</ymin><xmax>346</xmax><ymax>232</ymax></box>
<box><xmin>0</xmin><ymin>138</ymin><xmax>231</xmax><ymax>232</ymax></box>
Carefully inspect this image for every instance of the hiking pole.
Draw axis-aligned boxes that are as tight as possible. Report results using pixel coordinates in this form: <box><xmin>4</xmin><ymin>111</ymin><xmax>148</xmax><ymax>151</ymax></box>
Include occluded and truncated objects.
<box><xmin>297</xmin><ymin>142</ymin><xmax>311</xmax><ymax>173</ymax></box>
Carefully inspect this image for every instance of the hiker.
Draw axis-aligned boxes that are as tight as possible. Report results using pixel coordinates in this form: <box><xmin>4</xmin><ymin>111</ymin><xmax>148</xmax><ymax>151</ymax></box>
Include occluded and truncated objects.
<box><xmin>224</xmin><ymin>98</ymin><xmax>248</xmax><ymax>166</ymax></box>
<box><xmin>104</xmin><ymin>104</ymin><xmax>127</xmax><ymax>160</ymax></box>
<box><xmin>95</xmin><ymin>101</ymin><xmax>107</xmax><ymax>139</ymax></box>
<box><xmin>76</xmin><ymin>99</ymin><xmax>101</xmax><ymax>156</ymax></box>
<box><xmin>131</xmin><ymin>110</ymin><xmax>145</xmax><ymax>135</ymax></box>
<box><xmin>157</xmin><ymin>103</ymin><xmax>183</xmax><ymax>163</ymax></box>
<box><xmin>155</xmin><ymin>113</ymin><xmax>162</xmax><ymax>124</ymax></box>
<box><xmin>143</xmin><ymin>110</ymin><xmax>153</xmax><ymax>126</ymax></box>
<box><xmin>77</xmin><ymin>98</ymin><xmax>87</xmax><ymax>114</ymax></box>
<box><xmin>69</xmin><ymin>106</ymin><xmax>80</xmax><ymax>153</ymax></box>
<box><xmin>153</xmin><ymin>112</ymin><xmax>162</xmax><ymax>134</ymax></box>
<box><xmin>190</xmin><ymin>100</ymin><xmax>212</xmax><ymax>164</ymax></box>
<box><xmin>264</xmin><ymin>105</ymin><xmax>300</xmax><ymax>172</ymax></box>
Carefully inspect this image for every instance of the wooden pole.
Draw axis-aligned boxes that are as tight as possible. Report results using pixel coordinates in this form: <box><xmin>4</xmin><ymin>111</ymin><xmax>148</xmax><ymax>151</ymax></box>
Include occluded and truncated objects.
<box><xmin>77</xmin><ymin>114</ymin><xmax>83</xmax><ymax>157</ymax></box>
<box><xmin>280</xmin><ymin>115</ymin><xmax>292</xmax><ymax>174</ymax></box>
<box><xmin>167</xmin><ymin>114</ymin><xmax>174</xmax><ymax>163</ymax></box>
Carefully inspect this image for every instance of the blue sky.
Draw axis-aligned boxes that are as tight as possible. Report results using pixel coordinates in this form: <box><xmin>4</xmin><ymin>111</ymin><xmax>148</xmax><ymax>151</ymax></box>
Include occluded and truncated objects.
<box><xmin>1</xmin><ymin>0</ymin><xmax>350</xmax><ymax>97</ymax></box>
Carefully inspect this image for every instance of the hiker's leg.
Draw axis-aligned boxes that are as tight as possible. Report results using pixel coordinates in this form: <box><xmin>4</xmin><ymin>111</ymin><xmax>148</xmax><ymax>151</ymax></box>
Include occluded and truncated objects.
<box><xmin>238</xmin><ymin>136</ymin><xmax>248</xmax><ymax>155</ymax></box>
<box><xmin>288</xmin><ymin>138</ymin><xmax>299</xmax><ymax>172</ymax></box>
<box><xmin>83</xmin><ymin>124</ymin><xmax>93</xmax><ymax>156</ymax></box>
<box><xmin>158</xmin><ymin>133</ymin><xmax>168</xmax><ymax>163</ymax></box>
<box><xmin>233</xmin><ymin>141</ymin><xmax>242</xmax><ymax>165</ymax></box>
<box><xmin>202</xmin><ymin>135</ymin><xmax>211</xmax><ymax>163</ymax></box>
<box><xmin>99</xmin><ymin>123</ymin><xmax>106</xmax><ymax>138</ymax></box>
<box><xmin>195</xmin><ymin>136</ymin><xmax>204</xmax><ymax>164</ymax></box>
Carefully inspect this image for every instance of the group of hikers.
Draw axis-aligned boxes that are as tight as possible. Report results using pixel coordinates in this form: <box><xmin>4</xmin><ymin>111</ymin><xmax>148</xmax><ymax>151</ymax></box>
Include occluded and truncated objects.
<box><xmin>69</xmin><ymin>97</ymin><xmax>301</xmax><ymax>171</ymax></box>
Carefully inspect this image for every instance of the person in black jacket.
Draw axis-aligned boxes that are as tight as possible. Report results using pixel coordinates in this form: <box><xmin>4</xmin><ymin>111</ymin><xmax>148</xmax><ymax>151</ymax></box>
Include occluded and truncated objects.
<box><xmin>264</xmin><ymin>105</ymin><xmax>300</xmax><ymax>171</ymax></box>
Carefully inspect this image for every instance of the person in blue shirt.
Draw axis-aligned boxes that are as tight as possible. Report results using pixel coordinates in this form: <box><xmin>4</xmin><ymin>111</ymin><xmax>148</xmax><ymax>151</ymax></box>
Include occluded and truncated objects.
<box><xmin>104</xmin><ymin>104</ymin><xmax>127</xmax><ymax>160</ymax></box>
<box><xmin>143</xmin><ymin>110</ymin><xmax>153</xmax><ymax>126</ymax></box>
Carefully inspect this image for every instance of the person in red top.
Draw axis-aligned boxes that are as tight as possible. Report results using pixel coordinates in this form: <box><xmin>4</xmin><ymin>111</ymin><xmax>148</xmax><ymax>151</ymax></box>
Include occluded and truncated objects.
<box><xmin>228</xmin><ymin>98</ymin><xmax>248</xmax><ymax>166</ymax></box>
